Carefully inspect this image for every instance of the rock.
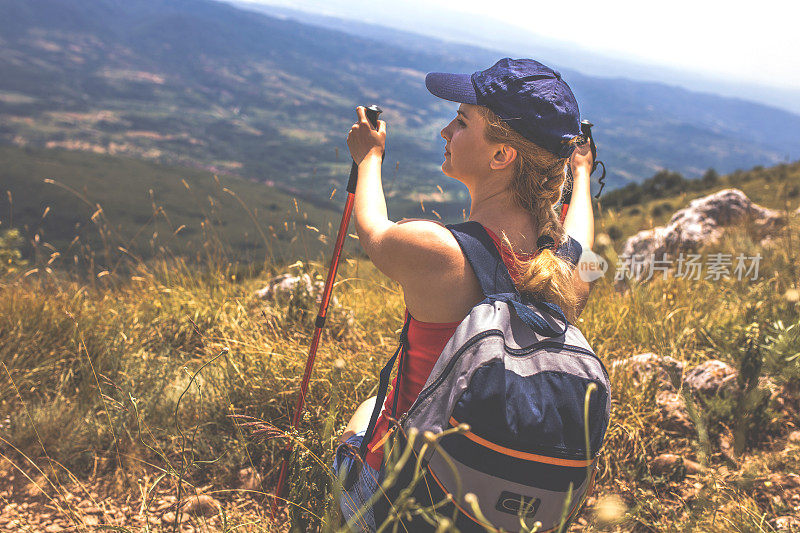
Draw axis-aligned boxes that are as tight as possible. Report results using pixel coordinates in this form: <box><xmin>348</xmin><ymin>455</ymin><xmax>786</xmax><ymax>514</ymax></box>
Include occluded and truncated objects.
<box><xmin>650</xmin><ymin>454</ymin><xmax>684</xmax><ymax>476</ymax></box>
<box><xmin>772</xmin><ymin>515</ymin><xmax>800</xmax><ymax>531</ymax></box>
<box><xmin>788</xmin><ymin>430</ymin><xmax>800</xmax><ymax>444</ymax></box>
<box><xmin>683</xmin><ymin>458</ymin><xmax>704</xmax><ymax>475</ymax></box>
<box><xmin>684</xmin><ymin>360</ymin><xmax>738</xmax><ymax>396</ymax></box>
<box><xmin>256</xmin><ymin>273</ymin><xmax>324</xmax><ymax>301</ymax></box>
<box><xmin>612</xmin><ymin>353</ymin><xmax>684</xmax><ymax>390</ymax></box>
<box><xmin>768</xmin><ymin>472</ymin><xmax>800</xmax><ymax>489</ymax></box>
<box><xmin>620</xmin><ymin>189</ymin><xmax>784</xmax><ymax>280</ymax></box>
<box><xmin>44</xmin><ymin>525</ymin><xmax>63</xmax><ymax>533</ymax></box>
<box><xmin>162</xmin><ymin>511</ymin><xmax>190</xmax><ymax>524</ymax></box>
<box><xmin>655</xmin><ymin>390</ymin><xmax>694</xmax><ymax>435</ymax></box>
<box><xmin>237</xmin><ymin>467</ymin><xmax>261</xmax><ymax>493</ymax></box>
<box><xmin>25</xmin><ymin>477</ymin><xmax>46</xmax><ymax>498</ymax></box>
<box><xmin>181</xmin><ymin>494</ymin><xmax>220</xmax><ymax>518</ymax></box>
<box><xmin>83</xmin><ymin>515</ymin><xmax>100</xmax><ymax>527</ymax></box>
<box><xmin>718</xmin><ymin>430</ymin><xmax>737</xmax><ymax>466</ymax></box>
<box><xmin>155</xmin><ymin>499</ymin><xmax>173</xmax><ymax>512</ymax></box>
<box><xmin>650</xmin><ymin>454</ymin><xmax>704</xmax><ymax>478</ymax></box>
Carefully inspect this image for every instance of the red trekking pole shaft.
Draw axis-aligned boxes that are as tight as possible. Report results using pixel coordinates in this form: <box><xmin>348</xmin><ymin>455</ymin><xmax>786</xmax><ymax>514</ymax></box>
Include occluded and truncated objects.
<box><xmin>272</xmin><ymin>105</ymin><xmax>382</xmax><ymax>516</ymax></box>
<box><xmin>559</xmin><ymin>199</ymin><xmax>570</xmax><ymax>225</ymax></box>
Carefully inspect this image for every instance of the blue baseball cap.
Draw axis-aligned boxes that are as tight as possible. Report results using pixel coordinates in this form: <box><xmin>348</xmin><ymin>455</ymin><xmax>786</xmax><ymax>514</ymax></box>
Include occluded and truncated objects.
<box><xmin>425</xmin><ymin>58</ymin><xmax>581</xmax><ymax>157</ymax></box>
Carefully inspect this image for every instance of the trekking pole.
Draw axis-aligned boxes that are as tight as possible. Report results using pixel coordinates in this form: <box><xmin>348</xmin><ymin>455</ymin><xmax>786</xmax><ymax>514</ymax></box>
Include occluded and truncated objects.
<box><xmin>559</xmin><ymin>120</ymin><xmax>606</xmax><ymax>224</ymax></box>
<box><xmin>271</xmin><ymin>105</ymin><xmax>382</xmax><ymax>517</ymax></box>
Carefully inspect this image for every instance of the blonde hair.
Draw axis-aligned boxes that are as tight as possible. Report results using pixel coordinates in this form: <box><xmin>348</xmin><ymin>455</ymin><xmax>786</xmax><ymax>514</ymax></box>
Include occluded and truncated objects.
<box><xmin>476</xmin><ymin>106</ymin><xmax>580</xmax><ymax>322</ymax></box>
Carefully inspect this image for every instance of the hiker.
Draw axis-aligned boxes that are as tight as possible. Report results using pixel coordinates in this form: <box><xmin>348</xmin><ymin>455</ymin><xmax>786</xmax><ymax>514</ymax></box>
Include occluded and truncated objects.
<box><xmin>334</xmin><ymin>58</ymin><xmax>603</xmax><ymax>531</ymax></box>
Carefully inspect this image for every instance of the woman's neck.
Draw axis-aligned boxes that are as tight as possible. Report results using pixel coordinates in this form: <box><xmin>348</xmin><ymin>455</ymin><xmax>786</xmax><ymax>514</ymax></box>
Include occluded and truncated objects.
<box><xmin>467</xmin><ymin>186</ymin><xmax>539</xmax><ymax>254</ymax></box>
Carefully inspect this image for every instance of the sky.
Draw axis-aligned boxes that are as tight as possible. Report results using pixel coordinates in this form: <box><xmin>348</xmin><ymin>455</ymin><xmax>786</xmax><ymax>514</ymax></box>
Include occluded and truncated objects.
<box><xmin>460</xmin><ymin>0</ymin><xmax>800</xmax><ymax>90</ymax></box>
<box><xmin>237</xmin><ymin>0</ymin><xmax>800</xmax><ymax>91</ymax></box>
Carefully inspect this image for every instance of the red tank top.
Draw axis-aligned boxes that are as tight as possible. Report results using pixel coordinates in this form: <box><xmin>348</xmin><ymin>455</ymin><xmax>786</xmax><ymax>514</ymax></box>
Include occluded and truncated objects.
<box><xmin>364</xmin><ymin>225</ymin><xmax>532</xmax><ymax>470</ymax></box>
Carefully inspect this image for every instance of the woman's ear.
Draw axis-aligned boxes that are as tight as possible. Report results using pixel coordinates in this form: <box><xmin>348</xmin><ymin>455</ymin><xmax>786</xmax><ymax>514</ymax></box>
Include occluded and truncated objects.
<box><xmin>489</xmin><ymin>144</ymin><xmax>517</xmax><ymax>171</ymax></box>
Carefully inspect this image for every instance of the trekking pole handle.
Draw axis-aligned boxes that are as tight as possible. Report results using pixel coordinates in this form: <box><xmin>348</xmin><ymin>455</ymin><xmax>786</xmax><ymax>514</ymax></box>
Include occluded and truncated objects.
<box><xmin>580</xmin><ymin>120</ymin><xmax>607</xmax><ymax>198</ymax></box>
<box><xmin>559</xmin><ymin>120</ymin><xmax>595</xmax><ymax>223</ymax></box>
<box><xmin>346</xmin><ymin>105</ymin><xmax>382</xmax><ymax>194</ymax></box>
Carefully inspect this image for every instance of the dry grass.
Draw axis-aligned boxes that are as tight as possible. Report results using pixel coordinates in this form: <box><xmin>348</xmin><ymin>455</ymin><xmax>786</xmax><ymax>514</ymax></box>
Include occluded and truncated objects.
<box><xmin>1</xmin><ymin>180</ymin><xmax>799</xmax><ymax>532</ymax></box>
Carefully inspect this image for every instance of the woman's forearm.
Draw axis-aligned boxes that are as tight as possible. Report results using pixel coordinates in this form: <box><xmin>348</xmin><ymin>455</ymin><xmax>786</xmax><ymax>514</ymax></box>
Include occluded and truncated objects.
<box><xmin>562</xmin><ymin>166</ymin><xmax>594</xmax><ymax>251</ymax></box>
<box><xmin>353</xmin><ymin>152</ymin><xmax>392</xmax><ymax>251</ymax></box>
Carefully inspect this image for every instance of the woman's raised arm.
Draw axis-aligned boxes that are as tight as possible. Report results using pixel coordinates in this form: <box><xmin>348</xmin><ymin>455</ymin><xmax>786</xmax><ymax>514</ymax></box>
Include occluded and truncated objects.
<box><xmin>562</xmin><ymin>141</ymin><xmax>597</xmax><ymax>317</ymax></box>
<box><xmin>346</xmin><ymin>107</ymin><xmax>462</xmax><ymax>288</ymax></box>
<box><xmin>562</xmin><ymin>141</ymin><xmax>595</xmax><ymax>252</ymax></box>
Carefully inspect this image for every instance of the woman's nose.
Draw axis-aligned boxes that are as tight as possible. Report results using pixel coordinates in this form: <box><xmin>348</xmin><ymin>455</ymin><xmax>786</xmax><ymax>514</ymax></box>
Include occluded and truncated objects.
<box><xmin>440</xmin><ymin>124</ymin><xmax>450</xmax><ymax>141</ymax></box>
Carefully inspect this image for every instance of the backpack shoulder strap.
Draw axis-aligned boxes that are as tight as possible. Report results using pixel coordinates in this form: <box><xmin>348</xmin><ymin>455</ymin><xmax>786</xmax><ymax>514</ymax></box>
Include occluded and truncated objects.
<box><xmin>447</xmin><ymin>221</ymin><xmax>569</xmax><ymax>338</ymax></box>
<box><xmin>557</xmin><ymin>235</ymin><xmax>583</xmax><ymax>269</ymax></box>
<box><xmin>446</xmin><ymin>221</ymin><xmax>516</xmax><ymax>297</ymax></box>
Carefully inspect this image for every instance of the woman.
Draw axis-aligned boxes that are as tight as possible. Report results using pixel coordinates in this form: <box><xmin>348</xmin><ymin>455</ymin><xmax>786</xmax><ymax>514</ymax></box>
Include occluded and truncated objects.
<box><xmin>333</xmin><ymin>58</ymin><xmax>597</xmax><ymax>530</ymax></box>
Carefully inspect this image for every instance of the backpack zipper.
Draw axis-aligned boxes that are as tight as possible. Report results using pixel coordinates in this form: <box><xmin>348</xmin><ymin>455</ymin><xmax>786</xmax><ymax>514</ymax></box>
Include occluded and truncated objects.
<box><xmin>404</xmin><ymin>332</ymin><xmax>603</xmax><ymax>421</ymax></box>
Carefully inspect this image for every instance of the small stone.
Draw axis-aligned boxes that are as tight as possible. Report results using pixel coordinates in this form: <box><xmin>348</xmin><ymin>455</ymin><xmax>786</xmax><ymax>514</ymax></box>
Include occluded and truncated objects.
<box><xmin>181</xmin><ymin>494</ymin><xmax>220</xmax><ymax>518</ymax></box>
<box><xmin>612</xmin><ymin>353</ymin><xmax>684</xmax><ymax>390</ymax></box>
<box><xmin>683</xmin><ymin>458</ymin><xmax>704</xmax><ymax>475</ymax></box>
<box><xmin>155</xmin><ymin>499</ymin><xmax>173</xmax><ymax>512</ymax></box>
<box><xmin>83</xmin><ymin>515</ymin><xmax>100</xmax><ymax>527</ymax></box>
<box><xmin>768</xmin><ymin>473</ymin><xmax>800</xmax><ymax>489</ymax></box>
<box><xmin>44</xmin><ymin>525</ymin><xmax>63</xmax><ymax>533</ymax></box>
<box><xmin>772</xmin><ymin>515</ymin><xmax>800</xmax><ymax>531</ymax></box>
<box><xmin>655</xmin><ymin>390</ymin><xmax>694</xmax><ymax>435</ymax></box>
<box><xmin>163</xmin><ymin>511</ymin><xmax>190</xmax><ymax>524</ymax></box>
<box><xmin>788</xmin><ymin>430</ymin><xmax>800</xmax><ymax>444</ymax></box>
<box><xmin>684</xmin><ymin>360</ymin><xmax>737</xmax><ymax>396</ymax></box>
<box><xmin>237</xmin><ymin>467</ymin><xmax>261</xmax><ymax>492</ymax></box>
<box><xmin>25</xmin><ymin>480</ymin><xmax>45</xmax><ymax>498</ymax></box>
<box><xmin>718</xmin><ymin>431</ymin><xmax>736</xmax><ymax>465</ymax></box>
<box><xmin>82</xmin><ymin>506</ymin><xmax>102</xmax><ymax>515</ymax></box>
<box><xmin>651</xmin><ymin>454</ymin><xmax>685</xmax><ymax>478</ymax></box>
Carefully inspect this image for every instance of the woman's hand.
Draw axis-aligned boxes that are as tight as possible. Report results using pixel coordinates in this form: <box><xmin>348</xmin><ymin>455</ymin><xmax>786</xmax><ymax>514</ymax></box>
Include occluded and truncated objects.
<box><xmin>347</xmin><ymin>106</ymin><xmax>386</xmax><ymax>165</ymax></box>
<box><xmin>569</xmin><ymin>138</ymin><xmax>593</xmax><ymax>176</ymax></box>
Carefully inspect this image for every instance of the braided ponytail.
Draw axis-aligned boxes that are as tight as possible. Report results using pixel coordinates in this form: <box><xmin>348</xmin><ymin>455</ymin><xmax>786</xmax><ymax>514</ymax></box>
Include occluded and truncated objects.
<box><xmin>476</xmin><ymin>106</ymin><xmax>580</xmax><ymax>322</ymax></box>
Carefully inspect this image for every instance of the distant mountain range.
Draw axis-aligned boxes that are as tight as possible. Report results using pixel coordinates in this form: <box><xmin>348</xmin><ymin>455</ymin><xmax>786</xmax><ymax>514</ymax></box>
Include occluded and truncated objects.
<box><xmin>231</xmin><ymin>0</ymin><xmax>800</xmax><ymax>116</ymax></box>
<box><xmin>1</xmin><ymin>0</ymin><xmax>799</xmax><ymax>218</ymax></box>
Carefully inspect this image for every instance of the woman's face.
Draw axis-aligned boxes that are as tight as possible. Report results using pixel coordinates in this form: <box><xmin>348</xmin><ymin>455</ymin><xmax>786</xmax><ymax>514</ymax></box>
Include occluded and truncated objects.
<box><xmin>440</xmin><ymin>104</ymin><xmax>500</xmax><ymax>186</ymax></box>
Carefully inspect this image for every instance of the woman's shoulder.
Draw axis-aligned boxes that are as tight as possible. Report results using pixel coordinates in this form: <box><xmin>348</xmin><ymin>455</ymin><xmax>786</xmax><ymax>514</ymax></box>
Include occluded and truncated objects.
<box><xmin>391</xmin><ymin>218</ymin><xmax>484</xmax><ymax>323</ymax></box>
<box><xmin>397</xmin><ymin>217</ymin><xmax>446</xmax><ymax>228</ymax></box>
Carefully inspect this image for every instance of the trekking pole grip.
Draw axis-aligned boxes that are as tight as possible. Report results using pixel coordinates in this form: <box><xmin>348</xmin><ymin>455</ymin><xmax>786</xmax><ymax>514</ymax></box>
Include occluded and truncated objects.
<box><xmin>346</xmin><ymin>105</ymin><xmax>382</xmax><ymax>194</ymax></box>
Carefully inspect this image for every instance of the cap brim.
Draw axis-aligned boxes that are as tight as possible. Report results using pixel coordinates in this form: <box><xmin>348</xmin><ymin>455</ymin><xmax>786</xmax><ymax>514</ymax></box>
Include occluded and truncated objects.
<box><xmin>425</xmin><ymin>72</ymin><xmax>478</xmax><ymax>105</ymax></box>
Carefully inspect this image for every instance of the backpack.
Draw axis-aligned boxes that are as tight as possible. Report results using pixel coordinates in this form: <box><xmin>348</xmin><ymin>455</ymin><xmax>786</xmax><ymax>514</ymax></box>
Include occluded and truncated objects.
<box><xmin>348</xmin><ymin>221</ymin><xmax>611</xmax><ymax>532</ymax></box>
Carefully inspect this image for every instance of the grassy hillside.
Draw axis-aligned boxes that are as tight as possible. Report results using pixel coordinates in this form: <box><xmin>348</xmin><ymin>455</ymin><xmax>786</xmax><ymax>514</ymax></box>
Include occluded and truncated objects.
<box><xmin>597</xmin><ymin>161</ymin><xmax>800</xmax><ymax>250</ymax></box>
<box><xmin>1</xmin><ymin>161</ymin><xmax>799</xmax><ymax>531</ymax></box>
<box><xmin>0</xmin><ymin>144</ymin><xmax>351</xmax><ymax>274</ymax></box>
